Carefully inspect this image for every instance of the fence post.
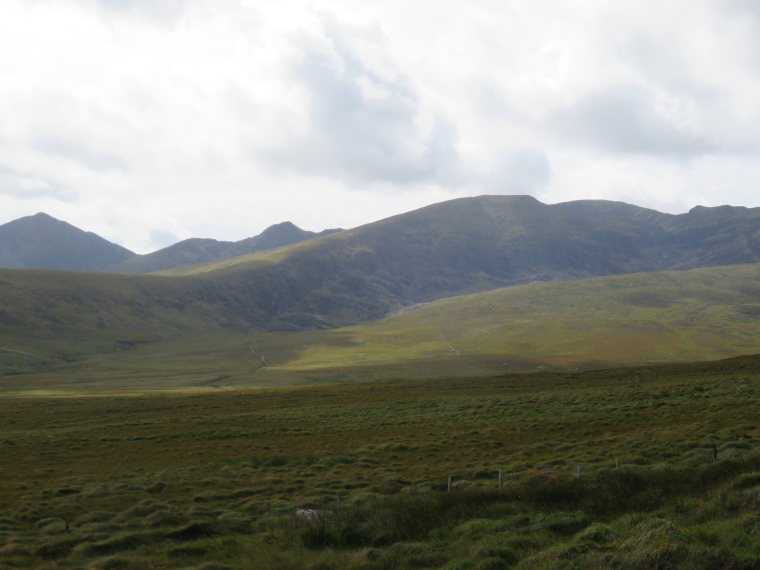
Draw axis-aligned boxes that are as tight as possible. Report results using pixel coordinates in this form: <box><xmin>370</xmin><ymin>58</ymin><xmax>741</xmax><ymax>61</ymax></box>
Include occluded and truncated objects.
<box><xmin>498</xmin><ymin>470</ymin><xmax>503</xmax><ymax>490</ymax></box>
<box><xmin>337</xmin><ymin>494</ymin><xmax>342</xmax><ymax>506</ymax></box>
<box><xmin>576</xmin><ymin>464</ymin><xmax>581</xmax><ymax>478</ymax></box>
<box><xmin>447</xmin><ymin>476</ymin><xmax>452</xmax><ymax>492</ymax></box>
<box><xmin>615</xmin><ymin>458</ymin><xmax>619</xmax><ymax>470</ymax></box>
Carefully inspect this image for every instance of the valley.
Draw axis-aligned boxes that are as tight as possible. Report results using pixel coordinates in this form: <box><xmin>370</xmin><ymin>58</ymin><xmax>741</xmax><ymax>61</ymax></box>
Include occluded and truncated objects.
<box><xmin>0</xmin><ymin>195</ymin><xmax>759</xmax><ymax>568</ymax></box>
<box><xmin>3</xmin><ymin>262</ymin><xmax>760</xmax><ymax>395</ymax></box>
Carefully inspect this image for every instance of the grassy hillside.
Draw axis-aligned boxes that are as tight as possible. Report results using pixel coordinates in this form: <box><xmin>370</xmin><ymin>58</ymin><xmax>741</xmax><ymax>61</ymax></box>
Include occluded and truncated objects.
<box><xmin>245</xmin><ymin>263</ymin><xmax>760</xmax><ymax>383</ymax></box>
<box><xmin>0</xmin><ymin>357</ymin><xmax>758</xmax><ymax>568</ymax></box>
<box><xmin>3</xmin><ymin>195</ymin><xmax>760</xmax><ymax>391</ymax></box>
<box><xmin>3</xmin><ymin>196</ymin><xmax>760</xmax><ymax>353</ymax></box>
<box><xmin>4</xmin><ymin>263</ymin><xmax>760</xmax><ymax>394</ymax></box>
<box><xmin>0</xmin><ymin>269</ymin><xmax>234</xmax><ymax>373</ymax></box>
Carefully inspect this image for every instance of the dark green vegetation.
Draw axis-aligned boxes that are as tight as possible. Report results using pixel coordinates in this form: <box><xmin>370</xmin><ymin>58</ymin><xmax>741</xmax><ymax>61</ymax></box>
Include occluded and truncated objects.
<box><xmin>0</xmin><ymin>357</ymin><xmax>758</xmax><ymax>568</ymax></box>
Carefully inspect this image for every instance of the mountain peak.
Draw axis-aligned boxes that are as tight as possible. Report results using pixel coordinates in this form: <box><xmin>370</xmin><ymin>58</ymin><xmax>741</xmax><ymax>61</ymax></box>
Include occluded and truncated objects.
<box><xmin>19</xmin><ymin>212</ymin><xmax>64</xmax><ymax>225</ymax></box>
<box><xmin>0</xmin><ymin>213</ymin><xmax>134</xmax><ymax>270</ymax></box>
<box><xmin>108</xmin><ymin>221</ymin><xmax>343</xmax><ymax>274</ymax></box>
<box><xmin>259</xmin><ymin>221</ymin><xmax>301</xmax><ymax>235</ymax></box>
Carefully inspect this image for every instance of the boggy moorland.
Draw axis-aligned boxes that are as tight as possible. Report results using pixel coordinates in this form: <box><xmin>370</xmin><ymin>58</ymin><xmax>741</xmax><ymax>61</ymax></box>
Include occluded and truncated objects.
<box><xmin>0</xmin><ymin>356</ymin><xmax>759</xmax><ymax>569</ymax></box>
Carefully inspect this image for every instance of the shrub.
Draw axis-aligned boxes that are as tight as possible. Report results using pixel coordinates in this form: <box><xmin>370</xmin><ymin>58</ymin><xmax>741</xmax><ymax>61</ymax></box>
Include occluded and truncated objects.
<box><xmin>168</xmin><ymin>543</ymin><xmax>212</xmax><ymax>557</ymax></box>
<box><xmin>165</xmin><ymin>521</ymin><xmax>219</xmax><ymax>541</ymax></box>
<box><xmin>35</xmin><ymin>535</ymin><xmax>94</xmax><ymax>559</ymax></box>
<box><xmin>474</xmin><ymin>557</ymin><xmax>509</xmax><ymax>570</ymax></box>
<box><xmin>0</xmin><ymin>543</ymin><xmax>31</xmax><ymax>557</ymax></box>
<box><xmin>117</xmin><ymin>500</ymin><xmax>168</xmax><ymax>520</ymax></box>
<box><xmin>75</xmin><ymin>511</ymin><xmax>115</xmax><ymax>525</ymax></box>
<box><xmin>195</xmin><ymin>563</ymin><xmax>233</xmax><ymax>570</ymax></box>
<box><xmin>472</xmin><ymin>544</ymin><xmax>518</xmax><ymax>565</ymax></box>
<box><xmin>76</xmin><ymin>531</ymin><xmax>159</xmax><ymax>557</ymax></box>
<box><xmin>731</xmin><ymin>472</ymin><xmax>760</xmax><ymax>490</ymax></box>
<box><xmin>575</xmin><ymin>523</ymin><xmax>614</xmax><ymax>545</ymax></box>
<box><xmin>34</xmin><ymin>517</ymin><xmax>66</xmax><ymax>530</ymax></box>
<box><xmin>90</xmin><ymin>555</ymin><xmax>138</xmax><ymax>569</ymax></box>
<box><xmin>741</xmin><ymin>514</ymin><xmax>760</xmax><ymax>534</ymax></box>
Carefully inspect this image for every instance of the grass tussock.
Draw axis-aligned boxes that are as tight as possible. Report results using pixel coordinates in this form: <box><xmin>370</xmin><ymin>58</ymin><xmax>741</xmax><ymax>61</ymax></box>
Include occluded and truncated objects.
<box><xmin>0</xmin><ymin>359</ymin><xmax>759</xmax><ymax>567</ymax></box>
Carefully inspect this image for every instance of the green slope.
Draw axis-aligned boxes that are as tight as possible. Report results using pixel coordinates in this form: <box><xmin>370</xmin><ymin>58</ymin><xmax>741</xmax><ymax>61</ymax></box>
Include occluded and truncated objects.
<box><xmin>4</xmin><ymin>263</ymin><xmax>760</xmax><ymax>393</ymax></box>
<box><xmin>0</xmin><ymin>269</ymin><xmax>223</xmax><ymax>377</ymax></box>
<box><xmin>239</xmin><ymin>263</ymin><xmax>760</xmax><ymax>384</ymax></box>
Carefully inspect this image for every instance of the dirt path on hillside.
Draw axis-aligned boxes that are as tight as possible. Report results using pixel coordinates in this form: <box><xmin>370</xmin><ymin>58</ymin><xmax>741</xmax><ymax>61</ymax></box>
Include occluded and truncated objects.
<box><xmin>0</xmin><ymin>347</ymin><xmax>39</xmax><ymax>357</ymax></box>
<box><xmin>249</xmin><ymin>344</ymin><xmax>269</xmax><ymax>367</ymax></box>
<box><xmin>427</xmin><ymin>321</ymin><xmax>462</xmax><ymax>357</ymax></box>
<box><xmin>427</xmin><ymin>321</ymin><xmax>489</xmax><ymax>370</ymax></box>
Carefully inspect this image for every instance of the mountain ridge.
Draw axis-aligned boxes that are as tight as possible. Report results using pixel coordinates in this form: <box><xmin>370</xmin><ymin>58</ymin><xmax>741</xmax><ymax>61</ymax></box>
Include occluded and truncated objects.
<box><xmin>0</xmin><ymin>213</ymin><xmax>342</xmax><ymax>273</ymax></box>
<box><xmin>2</xmin><ymin>195</ymin><xmax>760</xmax><ymax>336</ymax></box>
<box><xmin>107</xmin><ymin>221</ymin><xmax>343</xmax><ymax>274</ymax></box>
<box><xmin>149</xmin><ymin>195</ymin><xmax>760</xmax><ymax>330</ymax></box>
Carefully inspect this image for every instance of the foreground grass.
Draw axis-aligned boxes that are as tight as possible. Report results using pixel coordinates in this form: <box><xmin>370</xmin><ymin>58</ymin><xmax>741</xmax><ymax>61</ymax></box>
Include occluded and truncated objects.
<box><xmin>0</xmin><ymin>356</ymin><xmax>759</xmax><ymax>568</ymax></box>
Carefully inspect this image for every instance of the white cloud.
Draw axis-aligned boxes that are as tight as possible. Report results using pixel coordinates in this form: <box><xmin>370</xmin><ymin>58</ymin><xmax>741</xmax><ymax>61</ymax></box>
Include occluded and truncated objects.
<box><xmin>0</xmin><ymin>162</ymin><xmax>75</xmax><ymax>201</ymax></box>
<box><xmin>0</xmin><ymin>0</ymin><xmax>758</xmax><ymax>253</ymax></box>
<box><xmin>260</xmin><ymin>14</ymin><xmax>463</xmax><ymax>187</ymax></box>
<box><xmin>547</xmin><ymin>84</ymin><xmax>717</xmax><ymax>158</ymax></box>
<box><xmin>33</xmin><ymin>137</ymin><xmax>129</xmax><ymax>171</ymax></box>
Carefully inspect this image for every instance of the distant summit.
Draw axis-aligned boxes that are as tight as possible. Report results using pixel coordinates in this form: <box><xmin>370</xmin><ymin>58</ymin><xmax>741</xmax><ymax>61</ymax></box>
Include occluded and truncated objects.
<box><xmin>0</xmin><ymin>213</ymin><xmax>342</xmax><ymax>273</ymax></box>
<box><xmin>108</xmin><ymin>221</ymin><xmax>343</xmax><ymax>274</ymax></box>
<box><xmin>3</xmin><ymin>195</ymin><xmax>760</xmax><ymax>289</ymax></box>
<box><xmin>0</xmin><ymin>212</ymin><xmax>135</xmax><ymax>271</ymax></box>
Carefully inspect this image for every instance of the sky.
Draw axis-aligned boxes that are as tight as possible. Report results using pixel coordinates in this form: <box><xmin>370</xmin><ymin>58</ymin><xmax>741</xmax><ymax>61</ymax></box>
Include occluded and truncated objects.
<box><xmin>2</xmin><ymin>0</ymin><xmax>760</xmax><ymax>253</ymax></box>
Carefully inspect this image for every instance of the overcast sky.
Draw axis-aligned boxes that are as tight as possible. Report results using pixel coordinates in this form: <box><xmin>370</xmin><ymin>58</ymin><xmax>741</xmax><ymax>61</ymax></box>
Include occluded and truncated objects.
<box><xmin>2</xmin><ymin>0</ymin><xmax>760</xmax><ymax>253</ymax></box>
